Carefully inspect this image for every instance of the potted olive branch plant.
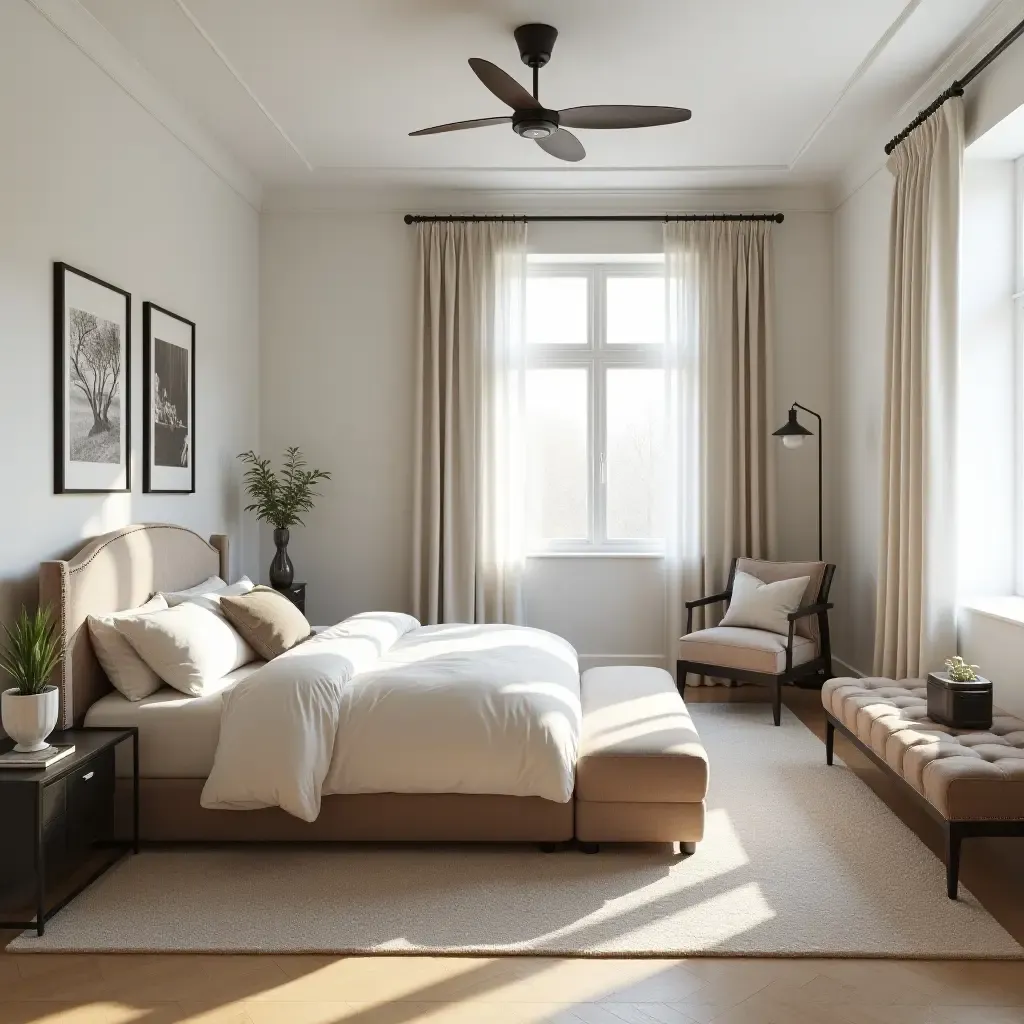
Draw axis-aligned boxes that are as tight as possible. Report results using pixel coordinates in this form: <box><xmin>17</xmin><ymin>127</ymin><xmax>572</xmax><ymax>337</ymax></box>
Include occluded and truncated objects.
<box><xmin>1</xmin><ymin>606</ymin><xmax>63</xmax><ymax>752</ymax></box>
<box><xmin>238</xmin><ymin>446</ymin><xmax>332</xmax><ymax>588</ymax></box>
<box><xmin>927</xmin><ymin>656</ymin><xmax>992</xmax><ymax>730</ymax></box>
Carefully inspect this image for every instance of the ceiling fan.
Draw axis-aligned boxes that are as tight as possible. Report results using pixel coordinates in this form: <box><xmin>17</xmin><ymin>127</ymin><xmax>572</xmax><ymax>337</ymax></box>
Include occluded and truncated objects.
<box><xmin>409</xmin><ymin>23</ymin><xmax>691</xmax><ymax>162</ymax></box>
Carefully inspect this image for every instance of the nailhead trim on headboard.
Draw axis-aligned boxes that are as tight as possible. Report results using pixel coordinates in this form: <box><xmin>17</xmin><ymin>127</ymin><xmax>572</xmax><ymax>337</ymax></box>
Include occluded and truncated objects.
<box><xmin>65</xmin><ymin>524</ymin><xmax>218</xmax><ymax>577</ymax></box>
<box><xmin>56</xmin><ymin>559</ymin><xmax>70</xmax><ymax>729</ymax></box>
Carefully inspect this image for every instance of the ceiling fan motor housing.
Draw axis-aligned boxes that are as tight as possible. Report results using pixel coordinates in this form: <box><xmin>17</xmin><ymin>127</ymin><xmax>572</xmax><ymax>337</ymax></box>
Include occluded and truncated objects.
<box><xmin>514</xmin><ymin>23</ymin><xmax>558</xmax><ymax>67</ymax></box>
<box><xmin>513</xmin><ymin>108</ymin><xmax>559</xmax><ymax>139</ymax></box>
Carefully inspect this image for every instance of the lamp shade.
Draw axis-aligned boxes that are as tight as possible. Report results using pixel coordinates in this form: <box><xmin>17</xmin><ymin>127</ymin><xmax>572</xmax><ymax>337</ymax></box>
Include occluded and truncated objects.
<box><xmin>773</xmin><ymin>407</ymin><xmax>813</xmax><ymax>443</ymax></box>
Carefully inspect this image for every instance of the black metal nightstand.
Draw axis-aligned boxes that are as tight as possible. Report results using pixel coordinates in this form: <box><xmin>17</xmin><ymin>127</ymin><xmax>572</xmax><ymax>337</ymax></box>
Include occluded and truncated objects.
<box><xmin>0</xmin><ymin>727</ymin><xmax>138</xmax><ymax>936</ymax></box>
<box><xmin>272</xmin><ymin>580</ymin><xmax>306</xmax><ymax>614</ymax></box>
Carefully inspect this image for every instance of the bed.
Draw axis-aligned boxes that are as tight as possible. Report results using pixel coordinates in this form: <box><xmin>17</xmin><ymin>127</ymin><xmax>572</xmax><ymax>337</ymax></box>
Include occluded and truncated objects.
<box><xmin>41</xmin><ymin>523</ymin><xmax>574</xmax><ymax>842</ymax></box>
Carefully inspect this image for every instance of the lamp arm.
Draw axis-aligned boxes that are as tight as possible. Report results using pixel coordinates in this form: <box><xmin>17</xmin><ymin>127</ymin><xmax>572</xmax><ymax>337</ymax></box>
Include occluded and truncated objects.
<box><xmin>791</xmin><ymin>402</ymin><xmax>822</xmax><ymax>431</ymax></box>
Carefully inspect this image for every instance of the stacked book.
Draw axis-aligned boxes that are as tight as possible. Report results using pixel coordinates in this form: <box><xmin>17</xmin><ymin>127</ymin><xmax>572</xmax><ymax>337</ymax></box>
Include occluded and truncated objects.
<box><xmin>0</xmin><ymin>743</ymin><xmax>75</xmax><ymax>769</ymax></box>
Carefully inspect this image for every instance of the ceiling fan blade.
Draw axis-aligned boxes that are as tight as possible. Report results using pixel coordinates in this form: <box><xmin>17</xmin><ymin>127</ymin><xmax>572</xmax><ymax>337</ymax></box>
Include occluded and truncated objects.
<box><xmin>535</xmin><ymin>128</ymin><xmax>585</xmax><ymax>162</ymax></box>
<box><xmin>558</xmin><ymin>105</ymin><xmax>692</xmax><ymax>129</ymax></box>
<box><xmin>410</xmin><ymin>116</ymin><xmax>511</xmax><ymax>137</ymax></box>
<box><xmin>468</xmin><ymin>58</ymin><xmax>540</xmax><ymax>110</ymax></box>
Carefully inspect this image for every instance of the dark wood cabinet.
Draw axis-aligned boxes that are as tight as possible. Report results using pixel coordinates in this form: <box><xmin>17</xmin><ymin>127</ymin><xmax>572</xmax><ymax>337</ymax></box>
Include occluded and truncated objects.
<box><xmin>0</xmin><ymin>728</ymin><xmax>137</xmax><ymax>936</ymax></box>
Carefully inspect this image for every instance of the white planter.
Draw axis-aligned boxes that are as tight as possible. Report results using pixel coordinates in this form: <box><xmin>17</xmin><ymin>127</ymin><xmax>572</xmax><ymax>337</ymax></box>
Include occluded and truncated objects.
<box><xmin>1</xmin><ymin>686</ymin><xmax>59</xmax><ymax>752</ymax></box>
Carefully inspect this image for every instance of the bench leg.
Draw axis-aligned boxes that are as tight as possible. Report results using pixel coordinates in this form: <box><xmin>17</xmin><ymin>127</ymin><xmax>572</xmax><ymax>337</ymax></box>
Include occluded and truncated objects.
<box><xmin>680</xmin><ymin>842</ymin><xmax>696</xmax><ymax>855</ymax></box>
<box><xmin>946</xmin><ymin>824</ymin><xmax>963</xmax><ymax>900</ymax></box>
<box><xmin>826</xmin><ymin>720</ymin><xmax>834</xmax><ymax>765</ymax></box>
<box><xmin>772</xmin><ymin>680</ymin><xmax>782</xmax><ymax>726</ymax></box>
<box><xmin>579</xmin><ymin>842</ymin><xmax>600</xmax><ymax>855</ymax></box>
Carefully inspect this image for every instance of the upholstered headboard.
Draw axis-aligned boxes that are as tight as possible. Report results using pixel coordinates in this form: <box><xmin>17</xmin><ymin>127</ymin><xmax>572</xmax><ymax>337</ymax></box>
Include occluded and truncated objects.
<box><xmin>39</xmin><ymin>524</ymin><xmax>229</xmax><ymax>728</ymax></box>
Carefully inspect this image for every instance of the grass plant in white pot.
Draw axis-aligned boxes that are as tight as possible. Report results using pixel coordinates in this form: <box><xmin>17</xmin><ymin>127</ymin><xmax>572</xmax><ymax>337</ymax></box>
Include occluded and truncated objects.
<box><xmin>1</xmin><ymin>607</ymin><xmax>62</xmax><ymax>751</ymax></box>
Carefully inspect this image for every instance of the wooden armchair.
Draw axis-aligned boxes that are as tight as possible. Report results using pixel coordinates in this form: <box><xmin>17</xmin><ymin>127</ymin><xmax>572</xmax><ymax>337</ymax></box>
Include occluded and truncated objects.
<box><xmin>677</xmin><ymin>557</ymin><xmax>836</xmax><ymax>725</ymax></box>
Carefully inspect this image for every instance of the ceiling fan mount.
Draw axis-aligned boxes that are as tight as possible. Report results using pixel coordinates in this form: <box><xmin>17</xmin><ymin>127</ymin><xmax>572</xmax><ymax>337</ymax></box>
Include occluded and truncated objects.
<box><xmin>513</xmin><ymin>23</ymin><xmax>558</xmax><ymax>69</ymax></box>
<box><xmin>408</xmin><ymin>23</ymin><xmax>691</xmax><ymax>163</ymax></box>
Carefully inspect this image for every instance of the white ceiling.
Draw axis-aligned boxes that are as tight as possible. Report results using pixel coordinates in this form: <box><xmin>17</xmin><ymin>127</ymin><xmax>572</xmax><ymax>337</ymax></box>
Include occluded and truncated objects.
<box><xmin>78</xmin><ymin>0</ymin><xmax>1004</xmax><ymax>192</ymax></box>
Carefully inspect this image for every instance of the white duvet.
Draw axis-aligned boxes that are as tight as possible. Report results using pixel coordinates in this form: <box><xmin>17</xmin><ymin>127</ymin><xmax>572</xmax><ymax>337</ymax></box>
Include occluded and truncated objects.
<box><xmin>201</xmin><ymin>613</ymin><xmax>581</xmax><ymax>821</ymax></box>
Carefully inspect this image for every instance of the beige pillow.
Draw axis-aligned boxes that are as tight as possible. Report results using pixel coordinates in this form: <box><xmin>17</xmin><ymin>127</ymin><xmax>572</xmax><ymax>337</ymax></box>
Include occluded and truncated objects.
<box><xmin>220</xmin><ymin>586</ymin><xmax>312</xmax><ymax>661</ymax></box>
<box><xmin>114</xmin><ymin>602</ymin><xmax>255</xmax><ymax>697</ymax></box>
<box><xmin>87</xmin><ymin>595</ymin><xmax>168</xmax><ymax>701</ymax></box>
<box><xmin>720</xmin><ymin>570</ymin><xmax>810</xmax><ymax>637</ymax></box>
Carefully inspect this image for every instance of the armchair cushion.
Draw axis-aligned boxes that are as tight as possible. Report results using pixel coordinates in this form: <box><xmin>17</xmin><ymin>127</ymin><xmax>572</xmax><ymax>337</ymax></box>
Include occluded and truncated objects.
<box><xmin>720</xmin><ymin>570</ymin><xmax>809</xmax><ymax>636</ymax></box>
<box><xmin>678</xmin><ymin>626</ymin><xmax>816</xmax><ymax>676</ymax></box>
<box><xmin>735</xmin><ymin>558</ymin><xmax>827</xmax><ymax>643</ymax></box>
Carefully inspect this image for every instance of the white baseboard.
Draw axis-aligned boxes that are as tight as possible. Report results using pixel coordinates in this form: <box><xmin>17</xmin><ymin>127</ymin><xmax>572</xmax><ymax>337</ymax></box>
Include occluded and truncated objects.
<box><xmin>832</xmin><ymin>656</ymin><xmax>864</xmax><ymax>678</ymax></box>
<box><xmin>577</xmin><ymin>654</ymin><xmax>666</xmax><ymax>672</ymax></box>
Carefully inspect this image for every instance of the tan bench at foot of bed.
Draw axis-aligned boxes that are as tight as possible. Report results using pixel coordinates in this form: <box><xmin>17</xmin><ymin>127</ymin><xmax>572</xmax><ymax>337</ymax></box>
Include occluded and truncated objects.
<box><xmin>576</xmin><ymin>666</ymin><xmax>708</xmax><ymax>852</ymax></box>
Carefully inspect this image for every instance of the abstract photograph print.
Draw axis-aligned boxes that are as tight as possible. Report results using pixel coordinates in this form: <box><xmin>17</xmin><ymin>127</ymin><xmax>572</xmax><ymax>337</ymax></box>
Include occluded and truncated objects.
<box><xmin>143</xmin><ymin>302</ymin><xmax>195</xmax><ymax>493</ymax></box>
<box><xmin>53</xmin><ymin>263</ymin><xmax>130</xmax><ymax>493</ymax></box>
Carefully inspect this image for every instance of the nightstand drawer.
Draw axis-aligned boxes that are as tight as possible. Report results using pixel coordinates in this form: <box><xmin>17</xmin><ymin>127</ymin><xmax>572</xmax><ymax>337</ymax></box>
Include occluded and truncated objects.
<box><xmin>67</xmin><ymin>748</ymin><xmax>115</xmax><ymax>850</ymax></box>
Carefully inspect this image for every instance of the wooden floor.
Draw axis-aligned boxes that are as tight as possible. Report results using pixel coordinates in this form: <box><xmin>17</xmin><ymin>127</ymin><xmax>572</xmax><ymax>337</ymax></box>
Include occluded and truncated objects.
<box><xmin>2</xmin><ymin>686</ymin><xmax>1023</xmax><ymax>1024</ymax></box>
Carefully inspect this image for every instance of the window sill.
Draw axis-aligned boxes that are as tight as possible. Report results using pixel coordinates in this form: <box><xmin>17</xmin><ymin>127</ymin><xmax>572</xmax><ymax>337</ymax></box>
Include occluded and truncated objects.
<box><xmin>959</xmin><ymin>596</ymin><xmax>1024</xmax><ymax>628</ymax></box>
<box><xmin>527</xmin><ymin>551</ymin><xmax>665</xmax><ymax>560</ymax></box>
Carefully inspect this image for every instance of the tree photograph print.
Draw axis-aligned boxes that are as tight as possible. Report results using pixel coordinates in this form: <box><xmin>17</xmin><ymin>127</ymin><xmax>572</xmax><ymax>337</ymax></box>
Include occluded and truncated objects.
<box><xmin>54</xmin><ymin>263</ymin><xmax>130</xmax><ymax>493</ymax></box>
<box><xmin>68</xmin><ymin>307</ymin><xmax>122</xmax><ymax>464</ymax></box>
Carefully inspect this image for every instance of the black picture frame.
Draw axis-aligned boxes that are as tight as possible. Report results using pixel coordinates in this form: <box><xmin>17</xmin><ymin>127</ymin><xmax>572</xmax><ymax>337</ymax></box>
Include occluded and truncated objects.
<box><xmin>142</xmin><ymin>301</ymin><xmax>196</xmax><ymax>494</ymax></box>
<box><xmin>53</xmin><ymin>262</ymin><xmax>132</xmax><ymax>494</ymax></box>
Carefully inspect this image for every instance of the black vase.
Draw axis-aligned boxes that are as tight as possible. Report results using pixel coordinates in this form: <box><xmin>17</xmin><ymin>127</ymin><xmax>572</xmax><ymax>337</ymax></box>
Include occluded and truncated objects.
<box><xmin>269</xmin><ymin>528</ymin><xmax>294</xmax><ymax>588</ymax></box>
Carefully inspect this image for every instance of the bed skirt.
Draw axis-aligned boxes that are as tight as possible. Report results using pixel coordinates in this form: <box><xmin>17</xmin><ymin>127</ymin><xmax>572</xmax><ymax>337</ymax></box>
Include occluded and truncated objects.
<box><xmin>114</xmin><ymin>779</ymin><xmax>574</xmax><ymax>843</ymax></box>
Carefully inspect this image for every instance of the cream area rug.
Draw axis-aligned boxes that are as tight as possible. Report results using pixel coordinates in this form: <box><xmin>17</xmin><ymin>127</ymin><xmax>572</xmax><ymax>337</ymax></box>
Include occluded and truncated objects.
<box><xmin>12</xmin><ymin>704</ymin><xmax>1023</xmax><ymax>956</ymax></box>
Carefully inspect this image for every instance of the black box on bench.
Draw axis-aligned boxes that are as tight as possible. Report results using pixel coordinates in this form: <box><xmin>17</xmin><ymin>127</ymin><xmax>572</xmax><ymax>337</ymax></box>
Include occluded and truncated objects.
<box><xmin>926</xmin><ymin>672</ymin><xmax>993</xmax><ymax>731</ymax></box>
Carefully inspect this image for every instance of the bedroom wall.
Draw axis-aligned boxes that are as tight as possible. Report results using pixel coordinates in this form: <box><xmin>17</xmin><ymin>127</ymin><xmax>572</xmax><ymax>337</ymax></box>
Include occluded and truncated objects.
<box><xmin>259</xmin><ymin>194</ymin><xmax>832</xmax><ymax>666</ymax></box>
<box><xmin>830</xmin><ymin>168</ymin><xmax>892</xmax><ymax>674</ymax></box>
<box><xmin>0</xmin><ymin>1</ymin><xmax>261</xmax><ymax>632</ymax></box>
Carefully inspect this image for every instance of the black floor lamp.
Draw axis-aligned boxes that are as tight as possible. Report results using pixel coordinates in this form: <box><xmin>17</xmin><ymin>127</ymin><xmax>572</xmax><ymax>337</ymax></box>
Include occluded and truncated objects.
<box><xmin>773</xmin><ymin>402</ymin><xmax>822</xmax><ymax>561</ymax></box>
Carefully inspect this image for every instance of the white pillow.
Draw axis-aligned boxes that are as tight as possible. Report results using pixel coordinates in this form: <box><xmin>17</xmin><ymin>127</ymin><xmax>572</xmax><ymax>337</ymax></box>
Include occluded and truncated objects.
<box><xmin>161</xmin><ymin>575</ymin><xmax>227</xmax><ymax>607</ymax></box>
<box><xmin>720</xmin><ymin>570</ymin><xmax>810</xmax><ymax>637</ymax></box>
<box><xmin>114</xmin><ymin>602</ymin><xmax>256</xmax><ymax>697</ymax></box>
<box><xmin>186</xmin><ymin>576</ymin><xmax>255</xmax><ymax>616</ymax></box>
<box><xmin>87</xmin><ymin>595</ymin><xmax>169</xmax><ymax>701</ymax></box>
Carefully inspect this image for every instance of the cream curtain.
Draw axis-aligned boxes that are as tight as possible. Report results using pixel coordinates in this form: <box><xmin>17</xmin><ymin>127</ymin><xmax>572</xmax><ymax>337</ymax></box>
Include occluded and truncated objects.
<box><xmin>412</xmin><ymin>221</ymin><xmax>528</xmax><ymax>625</ymax></box>
<box><xmin>664</xmin><ymin>220</ymin><xmax>776</xmax><ymax>683</ymax></box>
<box><xmin>873</xmin><ymin>100</ymin><xmax>963</xmax><ymax>678</ymax></box>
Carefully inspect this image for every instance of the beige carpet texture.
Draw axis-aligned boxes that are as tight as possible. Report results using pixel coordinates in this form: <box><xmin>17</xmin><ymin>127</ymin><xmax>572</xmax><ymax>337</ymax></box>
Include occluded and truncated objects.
<box><xmin>12</xmin><ymin>704</ymin><xmax>1023</xmax><ymax>956</ymax></box>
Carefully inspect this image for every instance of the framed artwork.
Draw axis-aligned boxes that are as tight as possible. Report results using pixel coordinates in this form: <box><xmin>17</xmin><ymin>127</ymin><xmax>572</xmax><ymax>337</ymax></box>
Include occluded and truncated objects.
<box><xmin>143</xmin><ymin>302</ymin><xmax>195</xmax><ymax>493</ymax></box>
<box><xmin>53</xmin><ymin>262</ymin><xmax>131</xmax><ymax>493</ymax></box>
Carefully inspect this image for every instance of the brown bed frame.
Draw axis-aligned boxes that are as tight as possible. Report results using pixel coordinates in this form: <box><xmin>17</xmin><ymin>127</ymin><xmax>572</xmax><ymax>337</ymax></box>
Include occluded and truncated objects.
<box><xmin>40</xmin><ymin>523</ymin><xmax>573</xmax><ymax>843</ymax></box>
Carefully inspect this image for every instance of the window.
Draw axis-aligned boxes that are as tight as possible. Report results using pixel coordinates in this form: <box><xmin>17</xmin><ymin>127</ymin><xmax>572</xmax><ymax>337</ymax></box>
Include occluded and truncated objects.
<box><xmin>525</xmin><ymin>258</ymin><xmax>666</xmax><ymax>553</ymax></box>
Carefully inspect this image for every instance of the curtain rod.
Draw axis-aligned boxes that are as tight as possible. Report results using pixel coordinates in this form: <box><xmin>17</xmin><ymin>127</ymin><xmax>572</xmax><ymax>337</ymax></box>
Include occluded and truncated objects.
<box><xmin>403</xmin><ymin>212</ymin><xmax>784</xmax><ymax>224</ymax></box>
<box><xmin>885</xmin><ymin>16</ymin><xmax>1024</xmax><ymax>155</ymax></box>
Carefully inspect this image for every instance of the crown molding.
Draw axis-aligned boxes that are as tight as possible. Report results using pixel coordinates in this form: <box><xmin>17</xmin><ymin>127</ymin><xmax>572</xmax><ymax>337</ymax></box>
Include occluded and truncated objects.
<box><xmin>25</xmin><ymin>0</ymin><xmax>263</xmax><ymax>210</ymax></box>
<box><xmin>788</xmin><ymin>0</ymin><xmax>927</xmax><ymax>169</ymax></box>
<box><xmin>831</xmin><ymin>0</ymin><xmax>1024</xmax><ymax>209</ymax></box>
<box><xmin>171</xmin><ymin>0</ymin><xmax>313</xmax><ymax>173</ymax></box>
<box><xmin>261</xmin><ymin>183</ymin><xmax>833</xmax><ymax>216</ymax></box>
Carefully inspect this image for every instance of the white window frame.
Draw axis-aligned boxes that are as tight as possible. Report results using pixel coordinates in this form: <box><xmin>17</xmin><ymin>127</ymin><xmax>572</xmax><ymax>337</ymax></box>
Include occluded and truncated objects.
<box><xmin>526</xmin><ymin>259</ymin><xmax>666</xmax><ymax>555</ymax></box>
<box><xmin>1015</xmin><ymin>157</ymin><xmax>1024</xmax><ymax>595</ymax></box>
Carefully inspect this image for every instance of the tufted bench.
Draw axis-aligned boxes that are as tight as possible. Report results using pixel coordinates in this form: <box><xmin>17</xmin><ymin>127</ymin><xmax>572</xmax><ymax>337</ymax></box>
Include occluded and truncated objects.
<box><xmin>823</xmin><ymin>677</ymin><xmax>1024</xmax><ymax>898</ymax></box>
<box><xmin>576</xmin><ymin>666</ymin><xmax>708</xmax><ymax>853</ymax></box>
